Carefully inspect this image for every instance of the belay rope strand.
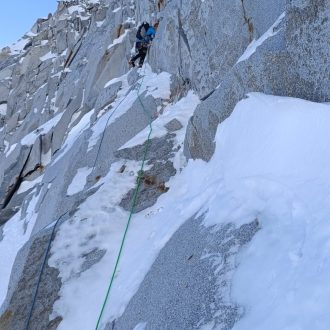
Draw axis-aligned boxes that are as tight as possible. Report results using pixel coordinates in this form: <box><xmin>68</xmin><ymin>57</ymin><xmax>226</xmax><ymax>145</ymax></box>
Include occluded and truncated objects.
<box><xmin>24</xmin><ymin>212</ymin><xmax>69</xmax><ymax>330</ymax></box>
<box><xmin>95</xmin><ymin>62</ymin><xmax>153</xmax><ymax>329</ymax></box>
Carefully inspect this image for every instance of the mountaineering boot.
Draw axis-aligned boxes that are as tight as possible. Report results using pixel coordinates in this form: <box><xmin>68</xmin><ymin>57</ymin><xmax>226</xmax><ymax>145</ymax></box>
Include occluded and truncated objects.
<box><xmin>128</xmin><ymin>59</ymin><xmax>135</xmax><ymax>68</ymax></box>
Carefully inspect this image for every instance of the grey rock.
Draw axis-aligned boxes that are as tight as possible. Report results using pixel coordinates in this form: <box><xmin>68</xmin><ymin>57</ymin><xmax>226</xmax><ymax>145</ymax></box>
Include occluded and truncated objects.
<box><xmin>114</xmin><ymin>216</ymin><xmax>259</xmax><ymax>330</ymax></box>
<box><xmin>5</xmin><ymin>113</ymin><xmax>19</xmax><ymax>133</ymax></box>
<box><xmin>185</xmin><ymin>0</ymin><xmax>330</xmax><ymax>161</ymax></box>
<box><xmin>164</xmin><ymin>118</ymin><xmax>183</xmax><ymax>132</ymax></box>
<box><xmin>95</xmin><ymin>80</ymin><xmax>122</xmax><ymax>111</ymax></box>
<box><xmin>22</xmin><ymin>136</ymin><xmax>42</xmax><ymax>177</ymax></box>
<box><xmin>127</xmin><ymin>68</ymin><xmax>140</xmax><ymax>86</ymax></box>
<box><xmin>0</xmin><ymin>230</ymin><xmax>62</xmax><ymax>330</ymax></box>
<box><xmin>0</xmin><ymin>146</ymin><xmax>32</xmax><ymax>219</ymax></box>
<box><xmin>94</xmin><ymin>5</ymin><xmax>108</xmax><ymax>22</ymax></box>
<box><xmin>117</xmin><ymin>134</ymin><xmax>176</xmax><ymax>213</ymax></box>
<box><xmin>0</xmin><ymin>66</ymin><xmax>13</xmax><ymax>81</ymax></box>
<box><xmin>0</xmin><ymin>84</ymin><xmax>10</xmax><ymax>104</ymax></box>
<box><xmin>80</xmin><ymin>248</ymin><xmax>106</xmax><ymax>274</ymax></box>
<box><xmin>85</xmin><ymin>28</ymin><xmax>134</xmax><ymax>105</ymax></box>
<box><xmin>147</xmin><ymin>0</ymin><xmax>285</xmax><ymax>99</ymax></box>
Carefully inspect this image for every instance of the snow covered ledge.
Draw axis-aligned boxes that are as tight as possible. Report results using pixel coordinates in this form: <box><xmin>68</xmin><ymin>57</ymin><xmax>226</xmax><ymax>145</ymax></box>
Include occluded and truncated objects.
<box><xmin>207</xmin><ymin>93</ymin><xmax>330</xmax><ymax>329</ymax></box>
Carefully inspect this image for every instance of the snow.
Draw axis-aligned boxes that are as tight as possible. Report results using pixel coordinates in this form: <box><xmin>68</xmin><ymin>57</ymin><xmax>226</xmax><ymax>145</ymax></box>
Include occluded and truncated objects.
<box><xmin>88</xmin><ymin>66</ymin><xmax>171</xmax><ymax>152</ymax></box>
<box><xmin>96</xmin><ymin>20</ymin><xmax>105</xmax><ymax>28</ymax></box>
<box><xmin>3</xmin><ymin>140</ymin><xmax>9</xmax><ymax>153</ymax></box>
<box><xmin>40</xmin><ymin>51</ymin><xmax>57</xmax><ymax>62</ymax></box>
<box><xmin>0</xmin><ymin>188</ymin><xmax>41</xmax><ymax>307</ymax></box>
<box><xmin>113</xmin><ymin>7</ymin><xmax>122</xmax><ymax>13</ymax></box>
<box><xmin>49</xmin><ymin>160</ymin><xmax>152</xmax><ymax>328</ymax></box>
<box><xmin>67</xmin><ymin>167</ymin><xmax>92</xmax><ymax>196</ymax></box>
<box><xmin>8</xmin><ymin>37</ymin><xmax>30</xmax><ymax>55</ymax></box>
<box><xmin>133</xmin><ymin>322</ymin><xmax>147</xmax><ymax>330</ymax></box>
<box><xmin>107</xmin><ymin>30</ymin><xmax>129</xmax><ymax>50</ymax></box>
<box><xmin>49</xmin><ymin>92</ymin><xmax>330</xmax><ymax>329</ymax></box>
<box><xmin>5</xmin><ymin>143</ymin><xmax>17</xmax><ymax>158</ymax></box>
<box><xmin>68</xmin><ymin>5</ymin><xmax>84</xmax><ymax>15</ymax></box>
<box><xmin>104</xmin><ymin>76</ymin><xmax>123</xmax><ymax>89</ymax></box>
<box><xmin>120</xmin><ymin>91</ymin><xmax>200</xmax><ymax>149</ymax></box>
<box><xmin>26</xmin><ymin>31</ymin><xmax>37</xmax><ymax>37</ymax></box>
<box><xmin>0</xmin><ymin>103</ymin><xmax>7</xmax><ymax>116</ymax></box>
<box><xmin>41</xmin><ymin>149</ymin><xmax>52</xmax><ymax>167</ymax></box>
<box><xmin>17</xmin><ymin>176</ymin><xmax>44</xmax><ymax>194</ymax></box>
<box><xmin>21</xmin><ymin>113</ymin><xmax>63</xmax><ymax>146</ymax></box>
<box><xmin>237</xmin><ymin>13</ymin><xmax>285</xmax><ymax>63</ymax></box>
<box><xmin>218</xmin><ymin>93</ymin><xmax>330</xmax><ymax>330</ymax></box>
<box><xmin>141</xmin><ymin>65</ymin><xmax>172</xmax><ymax>100</ymax></box>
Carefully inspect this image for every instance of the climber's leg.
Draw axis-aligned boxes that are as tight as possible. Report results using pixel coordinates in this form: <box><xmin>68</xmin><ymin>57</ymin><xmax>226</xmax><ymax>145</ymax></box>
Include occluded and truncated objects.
<box><xmin>138</xmin><ymin>48</ymin><xmax>148</xmax><ymax>67</ymax></box>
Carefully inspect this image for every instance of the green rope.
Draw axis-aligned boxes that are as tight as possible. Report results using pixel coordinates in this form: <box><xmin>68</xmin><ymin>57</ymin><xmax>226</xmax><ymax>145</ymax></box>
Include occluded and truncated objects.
<box><xmin>95</xmin><ymin>64</ymin><xmax>153</xmax><ymax>329</ymax></box>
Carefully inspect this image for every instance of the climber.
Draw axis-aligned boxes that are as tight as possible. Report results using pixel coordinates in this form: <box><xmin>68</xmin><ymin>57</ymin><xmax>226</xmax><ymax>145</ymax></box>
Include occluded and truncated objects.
<box><xmin>129</xmin><ymin>22</ymin><xmax>157</xmax><ymax>68</ymax></box>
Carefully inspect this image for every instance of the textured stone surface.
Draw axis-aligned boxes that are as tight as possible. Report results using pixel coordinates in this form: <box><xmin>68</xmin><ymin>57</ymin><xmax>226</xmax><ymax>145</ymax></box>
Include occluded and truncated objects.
<box><xmin>164</xmin><ymin>118</ymin><xmax>183</xmax><ymax>132</ymax></box>
<box><xmin>116</xmin><ymin>133</ymin><xmax>176</xmax><ymax>213</ymax></box>
<box><xmin>184</xmin><ymin>0</ymin><xmax>330</xmax><ymax>160</ymax></box>
<box><xmin>113</xmin><ymin>217</ymin><xmax>259</xmax><ymax>330</ymax></box>
<box><xmin>95</xmin><ymin>80</ymin><xmax>122</xmax><ymax>111</ymax></box>
<box><xmin>143</xmin><ymin>0</ymin><xmax>286</xmax><ymax>99</ymax></box>
<box><xmin>0</xmin><ymin>231</ymin><xmax>62</xmax><ymax>330</ymax></box>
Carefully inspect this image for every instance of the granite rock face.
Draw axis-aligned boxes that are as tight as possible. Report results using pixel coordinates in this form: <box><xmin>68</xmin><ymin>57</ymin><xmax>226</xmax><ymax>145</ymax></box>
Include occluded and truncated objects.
<box><xmin>112</xmin><ymin>218</ymin><xmax>259</xmax><ymax>330</ymax></box>
<box><xmin>184</xmin><ymin>0</ymin><xmax>330</xmax><ymax>160</ymax></box>
<box><xmin>0</xmin><ymin>0</ymin><xmax>328</xmax><ymax>329</ymax></box>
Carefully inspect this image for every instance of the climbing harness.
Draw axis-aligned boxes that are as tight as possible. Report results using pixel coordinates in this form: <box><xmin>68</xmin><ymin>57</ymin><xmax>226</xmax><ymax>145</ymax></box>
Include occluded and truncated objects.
<box><xmin>95</xmin><ymin>60</ymin><xmax>153</xmax><ymax>329</ymax></box>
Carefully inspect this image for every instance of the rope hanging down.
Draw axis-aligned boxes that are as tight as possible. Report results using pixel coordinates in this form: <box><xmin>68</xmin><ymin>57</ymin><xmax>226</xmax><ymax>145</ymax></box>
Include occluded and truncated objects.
<box><xmin>95</xmin><ymin>62</ymin><xmax>153</xmax><ymax>329</ymax></box>
<box><xmin>24</xmin><ymin>212</ymin><xmax>69</xmax><ymax>330</ymax></box>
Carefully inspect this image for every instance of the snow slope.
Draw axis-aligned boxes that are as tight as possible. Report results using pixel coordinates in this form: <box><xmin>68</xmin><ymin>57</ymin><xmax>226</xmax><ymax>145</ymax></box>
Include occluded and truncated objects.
<box><xmin>200</xmin><ymin>93</ymin><xmax>330</xmax><ymax>330</ymax></box>
<box><xmin>48</xmin><ymin>92</ymin><xmax>330</xmax><ymax>329</ymax></box>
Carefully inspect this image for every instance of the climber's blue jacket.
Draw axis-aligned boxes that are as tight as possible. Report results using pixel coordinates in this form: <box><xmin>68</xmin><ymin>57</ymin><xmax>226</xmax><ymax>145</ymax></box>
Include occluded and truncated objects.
<box><xmin>136</xmin><ymin>26</ymin><xmax>156</xmax><ymax>49</ymax></box>
<box><xmin>137</xmin><ymin>26</ymin><xmax>155</xmax><ymax>43</ymax></box>
<box><xmin>146</xmin><ymin>26</ymin><xmax>156</xmax><ymax>41</ymax></box>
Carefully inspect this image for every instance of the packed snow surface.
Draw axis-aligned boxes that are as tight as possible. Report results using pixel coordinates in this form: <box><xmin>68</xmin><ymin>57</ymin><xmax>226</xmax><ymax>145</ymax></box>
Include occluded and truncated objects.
<box><xmin>45</xmin><ymin>92</ymin><xmax>330</xmax><ymax>329</ymax></box>
<box><xmin>67</xmin><ymin>167</ymin><xmax>92</xmax><ymax>196</ymax></box>
<box><xmin>121</xmin><ymin>91</ymin><xmax>200</xmax><ymax>149</ymax></box>
<box><xmin>0</xmin><ymin>103</ymin><xmax>7</xmax><ymax>116</ymax></box>
<box><xmin>0</xmin><ymin>189</ymin><xmax>42</xmax><ymax>307</ymax></box>
<box><xmin>40</xmin><ymin>51</ymin><xmax>57</xmax><ymax>62</ymax></box>
<box><xmin>88</xmin><ymin>65</ymin><xmax>171</xmax><ymax>151</ymax></box>
<box><xmin>7</xmin><ymin>37</ymin><xmax>31</xmax><ymax>54</ymax></box>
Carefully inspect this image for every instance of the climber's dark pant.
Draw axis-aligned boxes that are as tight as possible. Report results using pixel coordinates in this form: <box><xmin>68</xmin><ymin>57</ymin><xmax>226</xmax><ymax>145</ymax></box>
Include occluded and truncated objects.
<box><xmin>131</xmin><ymin>46</ymin><xmax>148</xmax><ymax>66</ymax></box>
